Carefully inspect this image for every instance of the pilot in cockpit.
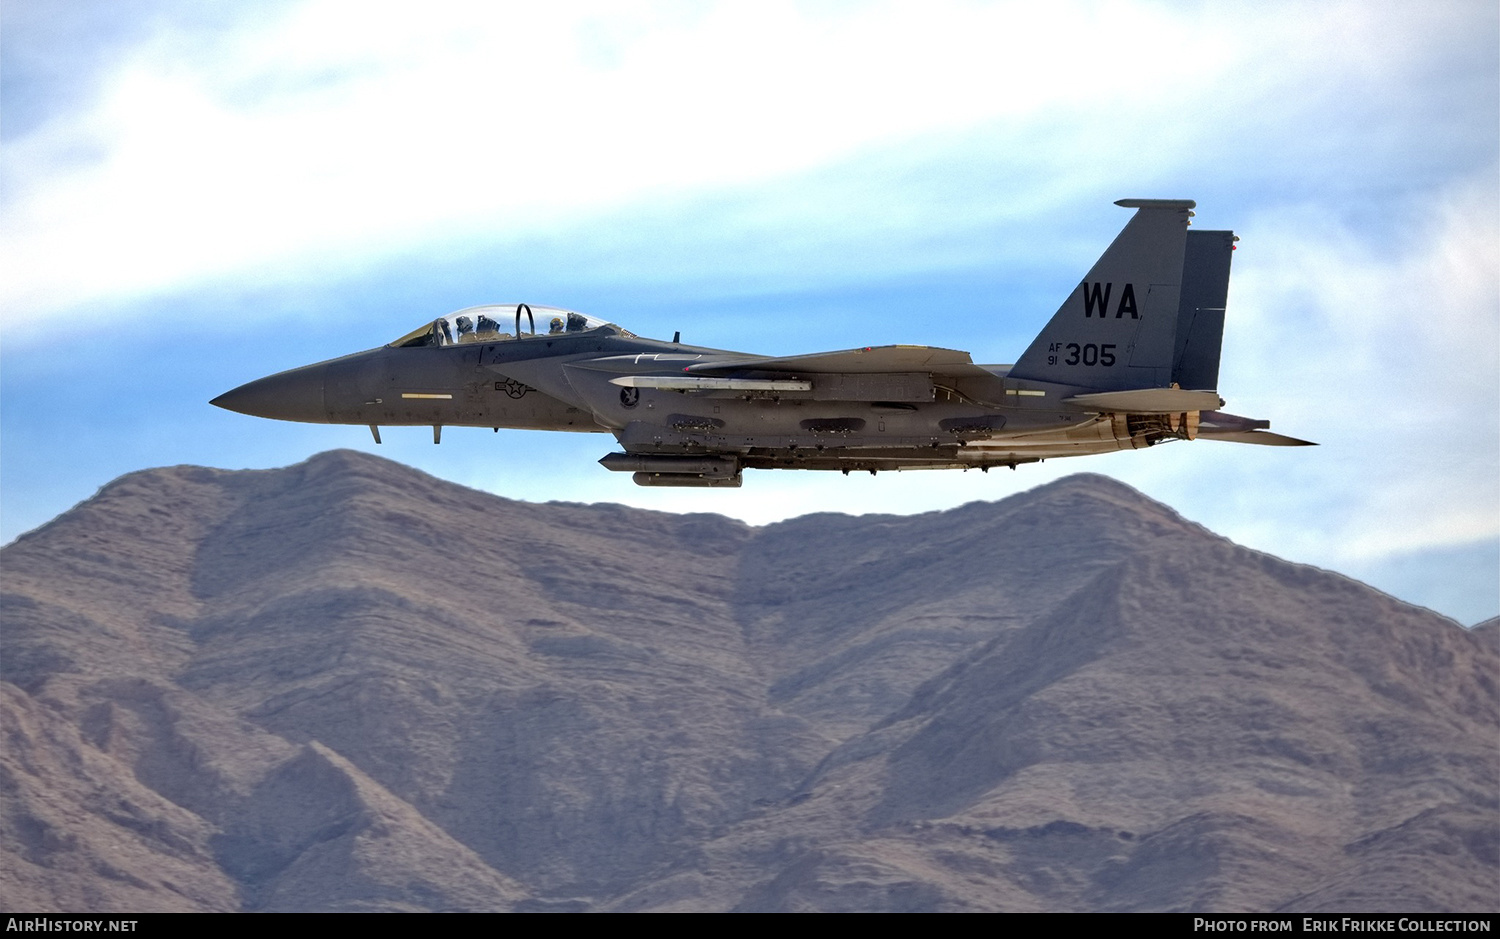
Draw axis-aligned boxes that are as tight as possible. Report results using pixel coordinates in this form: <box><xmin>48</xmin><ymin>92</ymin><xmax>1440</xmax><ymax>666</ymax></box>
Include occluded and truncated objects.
<box><xmin>567</xmin><ymin>312</ymin><xmax>588</xmax><ymax>332</ymax></box>
<box><xmin>455</xmin><ymin>315</ymin><xmax>476</xmax><ymax>342</ymax></box>
<box><xmin>550</xmin><ymin>317</ymin><xmax>565</xmax><ymax>335</ymax></box>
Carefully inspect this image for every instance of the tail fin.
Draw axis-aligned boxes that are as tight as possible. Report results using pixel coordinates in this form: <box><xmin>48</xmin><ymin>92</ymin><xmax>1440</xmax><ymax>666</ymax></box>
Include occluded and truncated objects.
<box><xmin>1170</xmin><ymin>228</ymin><xmax>1236</xmax><ymax>391</ymax></box>
<box><xmin>1009</xmin><ymin>199</ymin><xmax>1198</xmax><ymax>391</ymax></box>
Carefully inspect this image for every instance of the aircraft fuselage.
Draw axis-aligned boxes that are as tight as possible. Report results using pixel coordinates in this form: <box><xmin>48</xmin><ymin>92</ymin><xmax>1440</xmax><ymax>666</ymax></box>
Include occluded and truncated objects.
<box><xmin>213</xmin><ymin>201</ymin><xmax>1312</xmax><ymax>487</ymax></box>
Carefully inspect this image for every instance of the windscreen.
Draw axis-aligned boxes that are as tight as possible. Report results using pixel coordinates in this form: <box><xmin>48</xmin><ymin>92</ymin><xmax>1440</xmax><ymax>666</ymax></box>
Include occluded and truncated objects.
<box><xmin>389</xmin><ymin>304</ymin><xmax>625</xmax><ymax>348</ymax></box>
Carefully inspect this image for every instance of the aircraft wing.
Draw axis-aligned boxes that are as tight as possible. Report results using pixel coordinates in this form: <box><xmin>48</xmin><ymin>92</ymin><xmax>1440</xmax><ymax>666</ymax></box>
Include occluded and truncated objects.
<box><xmin>685</xmin><ymin>345</ymin><xmax>977</xmax><ymax>375</ymax></box>
<box><xmin>563</xmin><ymin>345</ymin><xmax>994</xmax><ymax>406</ymax></box>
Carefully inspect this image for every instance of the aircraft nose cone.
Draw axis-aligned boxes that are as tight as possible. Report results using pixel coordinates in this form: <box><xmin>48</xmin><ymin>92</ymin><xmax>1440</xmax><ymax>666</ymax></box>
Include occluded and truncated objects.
<box><xmin>212</xmin><ymin>363</ymin><xmax>330</xmax><ymax>423</ymax></box>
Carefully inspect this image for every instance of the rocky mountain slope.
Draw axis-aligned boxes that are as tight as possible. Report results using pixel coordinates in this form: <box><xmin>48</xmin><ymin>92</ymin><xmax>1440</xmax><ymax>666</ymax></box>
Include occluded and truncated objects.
<box><xmin>2</xmin><ymin>450</ymin><xmax>1494</xmax><ymax>911</ymax></box>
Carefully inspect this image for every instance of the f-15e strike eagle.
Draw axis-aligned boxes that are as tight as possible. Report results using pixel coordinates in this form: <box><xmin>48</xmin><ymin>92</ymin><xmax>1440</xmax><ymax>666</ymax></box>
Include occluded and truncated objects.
<box><xmin>213</xmin><ymin>199</ymin><xmax>1312</xmax><ymax>487</ymax></box>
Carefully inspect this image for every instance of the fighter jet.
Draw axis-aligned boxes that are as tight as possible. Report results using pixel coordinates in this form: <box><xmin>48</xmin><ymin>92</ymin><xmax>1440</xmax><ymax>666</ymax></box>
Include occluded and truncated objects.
<box><xmin>212</xmin><ymin>199</ymin><xmax>1311</xmax><ymax>488</ymax></box>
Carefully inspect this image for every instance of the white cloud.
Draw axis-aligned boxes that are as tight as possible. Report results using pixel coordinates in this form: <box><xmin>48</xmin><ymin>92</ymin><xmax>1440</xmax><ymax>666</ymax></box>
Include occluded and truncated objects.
<box><xmin>1115</xmin><ymin>170</ymin><xmax>1500</xmax><ymax>566</ymax></box>
<box><xmin>5</xmin><ymin>0</ymin><xmax>1487</xmax><ymax>325</ymax></box>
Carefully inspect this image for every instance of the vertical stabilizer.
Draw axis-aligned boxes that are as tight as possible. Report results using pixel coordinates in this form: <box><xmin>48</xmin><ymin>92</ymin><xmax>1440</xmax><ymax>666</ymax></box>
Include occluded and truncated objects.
<box><xmin>1009</xmin><ymin>199</ymin><xmax>1194</xmax><ymax>390</ymax></box>
<box><xmin>1171</xmin><ymin>229</ymin><xmax>1235</xmax><ymax>391</ymax></box>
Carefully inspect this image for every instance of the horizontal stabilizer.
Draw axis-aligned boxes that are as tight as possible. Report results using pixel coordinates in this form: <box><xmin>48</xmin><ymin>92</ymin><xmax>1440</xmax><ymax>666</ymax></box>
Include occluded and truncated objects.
<box><xmin>1200</xmin><ymin>430</ymin><xmax>1318</xmax><ymax>447</ymax></box>
<box><xmin>688</xmin><ymin>345</ymin><xmax>974</xmax><ymax>375</ymax></box>
<box><xmin>1064</xmin><ymin>388</ymin><xmax>1223</xmax><ymax>413</ymax></box>
<box><xmin>610</xmin><ymin>375</ymin><xmax>812</xmax><ymax>392</ymax></box>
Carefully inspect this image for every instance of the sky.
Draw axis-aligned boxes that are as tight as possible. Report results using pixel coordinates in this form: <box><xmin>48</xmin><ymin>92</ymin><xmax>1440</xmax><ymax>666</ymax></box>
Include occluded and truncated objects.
<box><xmin>2</xmin><ymin>0</ymin><xmax>1496</xmax><ymax>625</ymax></box>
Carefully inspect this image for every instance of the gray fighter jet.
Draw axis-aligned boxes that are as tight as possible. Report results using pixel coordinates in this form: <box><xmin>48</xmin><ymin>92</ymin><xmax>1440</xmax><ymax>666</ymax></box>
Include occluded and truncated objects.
<box><xmin>212</xmin><ymin>199</ymin><xmax>1312</xmax><ymax>488</ymax></box>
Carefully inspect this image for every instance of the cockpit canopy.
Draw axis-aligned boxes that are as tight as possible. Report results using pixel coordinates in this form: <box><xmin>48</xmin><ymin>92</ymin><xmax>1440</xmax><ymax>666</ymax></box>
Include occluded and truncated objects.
<box><xmin>389</xmin><ymin>304</ymin><xmax>631</xmax><ymax>348</ymax></box>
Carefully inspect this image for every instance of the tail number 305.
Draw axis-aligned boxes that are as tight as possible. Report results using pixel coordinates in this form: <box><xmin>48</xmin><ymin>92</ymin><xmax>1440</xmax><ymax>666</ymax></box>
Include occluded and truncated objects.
<box><xmin>1047</xmin><ymin>342</ymin><xmax>1117</xmax><ymax>367</ymax></box>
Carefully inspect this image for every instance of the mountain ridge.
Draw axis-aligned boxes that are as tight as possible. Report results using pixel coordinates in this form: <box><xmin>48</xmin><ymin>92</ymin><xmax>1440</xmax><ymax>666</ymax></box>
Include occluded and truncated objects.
<box><xmin>2</xmin><ymin>449</ymin><xmax>1493</xmax><ymax>911</ymax></box>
